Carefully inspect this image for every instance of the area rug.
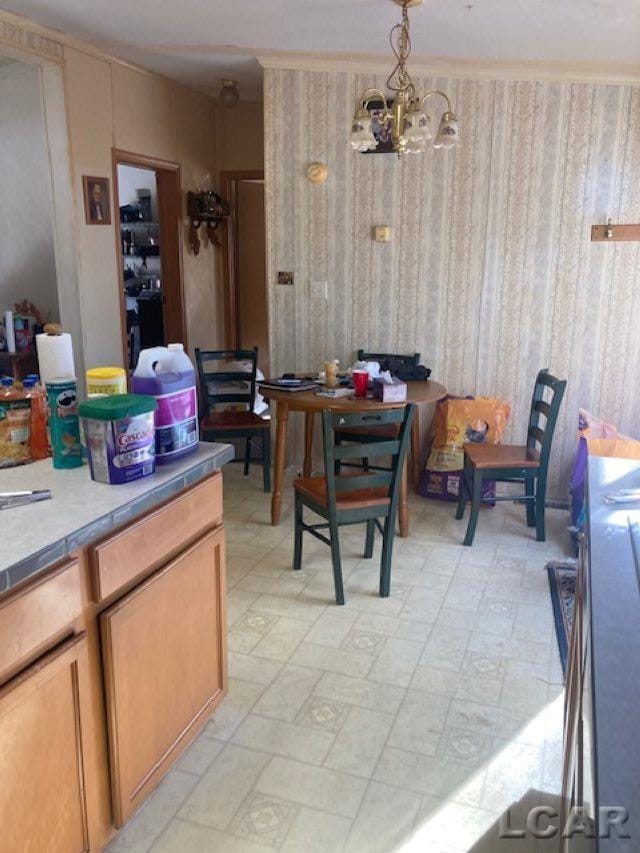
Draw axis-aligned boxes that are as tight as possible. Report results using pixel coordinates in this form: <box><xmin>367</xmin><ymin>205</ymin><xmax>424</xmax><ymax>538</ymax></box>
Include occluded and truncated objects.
<box><xmin>545</xmin><ymin>563</ymin><xmax>576</xmax><ymax>678</ymax></box>
<box><xmin>546</xmin><ymin>561</ymin><xmax>576</xmax><ymax>678</ymax></box>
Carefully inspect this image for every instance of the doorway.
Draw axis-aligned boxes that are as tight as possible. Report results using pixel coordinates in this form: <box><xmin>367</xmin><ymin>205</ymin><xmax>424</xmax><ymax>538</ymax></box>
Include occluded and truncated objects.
<box><xmin>221</xmin><ymin>170</ymin><xmax>269</xmax><ymax>376</ymax></box>
<box><xmin>112</xmin><ymin>150</ymin><xmax>186</xmax><ymax>372</ymax></box>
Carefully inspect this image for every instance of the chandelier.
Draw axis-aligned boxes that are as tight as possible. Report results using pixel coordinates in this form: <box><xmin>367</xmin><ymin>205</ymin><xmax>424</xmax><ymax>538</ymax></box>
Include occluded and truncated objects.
<box><xmin>349</xmin><ymin>0</ymin><xmax>460</xmax><ymax>155</ymax></box>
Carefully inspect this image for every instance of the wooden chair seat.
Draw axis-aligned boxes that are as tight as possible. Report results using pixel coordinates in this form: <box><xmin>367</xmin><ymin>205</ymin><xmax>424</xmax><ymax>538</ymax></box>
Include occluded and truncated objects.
<box><xmin>201</xmin><ymin>411</ymin><xmax>269</xmax><ymax>431</ymax></box>
<box><xmin>293</xmin><ymin>475</ymin><xmax>391</xmax><ymax>510</ymax></box>
<box><xmin>463</xmin><ymin>443</ymin><xmax>540</xmax><ymax>469</ymax></box>
<box><xmin>455</xmin><ymin>369</ymin><xmax>566</xmax><ymax>546</ymax></box>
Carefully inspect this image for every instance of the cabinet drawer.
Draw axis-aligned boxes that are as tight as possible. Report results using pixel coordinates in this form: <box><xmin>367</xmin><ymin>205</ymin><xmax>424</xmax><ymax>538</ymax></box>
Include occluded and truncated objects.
<box><xmin>100</xmin><ymin>526</ymin><xmax>226</xmax><ymax>826</ymax></box>
<box><xmin>0</xmin><ymin>559</ymin><xmax>82</xmax><ymax>685</ymax></box>
<box><xmin>91</xmin><ymin>473</ymin><xmax>222</xmax><ymax>601</ymax></box>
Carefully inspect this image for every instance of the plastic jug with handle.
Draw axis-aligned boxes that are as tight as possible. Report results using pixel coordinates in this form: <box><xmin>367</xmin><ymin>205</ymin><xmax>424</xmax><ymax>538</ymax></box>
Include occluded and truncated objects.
<box><xmin>132</xmin><ymin>343</ymin><xmax>199</xmax><ymax>464</ymax></box>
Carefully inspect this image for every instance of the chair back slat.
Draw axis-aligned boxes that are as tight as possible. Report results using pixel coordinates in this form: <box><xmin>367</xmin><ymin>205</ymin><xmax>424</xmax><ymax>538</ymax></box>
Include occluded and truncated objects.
<box><xmin>526</xmin><ymin>369</ymin><xmax>567</xmax><ymax>466</ymax></box>
<box><xmin>205</xmin><ymin>371</ymin><xmax>257</xmax><ymax>383</ymax></box>
<box><xmin>195</xmin><ymin>347</ymin><xmax>259</xmax><ymax>415</ymax></box>
<box><xmin>529</xmin><ymin>425</ymin><xmax>545</xmax><ymax>445</ymax></box>
<box><xmin>334</xmin><ymin>439</ymin><xmax>401</xmax><ymax>461</ymax></box>
<box><xmin>322</xmin><ymin>405</ymin><xmax>414</xmax><ymax>513</ymax></box>
<box><xmin>533</xmin><ymin>400</ymin><xmax>551</xmax><ymax>418</ymax></box>
<box><xmin>357</xmin><ymin>349</ymin><xmax>420</xmax><ymax>367</ymax></box>
<box><xmin>334</xmin><ymin>472</ymin><xmax>393</xmax><ymax>493</ymax></box>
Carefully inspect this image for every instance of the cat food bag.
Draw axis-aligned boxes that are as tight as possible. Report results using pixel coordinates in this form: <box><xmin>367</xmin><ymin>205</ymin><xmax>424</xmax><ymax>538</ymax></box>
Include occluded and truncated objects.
<box><xmin>419</xmin><ymin>395</ymin><xmax>511</xmax><ymax>502</ymax></box>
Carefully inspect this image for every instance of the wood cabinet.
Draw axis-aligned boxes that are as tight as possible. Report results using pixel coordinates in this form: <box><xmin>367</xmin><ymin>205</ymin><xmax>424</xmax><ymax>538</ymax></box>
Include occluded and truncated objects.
<box><xmin>0</xmin><ymin>634</ymin><xmax>90</xmax><ymax>853</ymax></box>
<box><xmin>101</xmin><ymin>526</ymin><xmax>226</xmax><ymax>826</ymax></box>
<box><xmin>90</xmin><ymin>475</ymin><xmax>223</xmax><ymax>601</ymax></box>
<box><xmin>0</xmin><ymin>558</ymin><xmax>82</xmax><ymax>685</ymax></box>
<box><xmin>0</xmin><ymin>472</ymin><xmax>227</xmax><ymax>850</ymax></box>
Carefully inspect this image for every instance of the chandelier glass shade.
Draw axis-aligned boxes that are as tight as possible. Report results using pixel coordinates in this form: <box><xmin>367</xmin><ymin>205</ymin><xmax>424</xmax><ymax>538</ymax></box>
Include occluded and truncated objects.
<box><xmin>349</xmin><ymin>0</ymin><xmax>460</xmax><ymax>156</ymax></box>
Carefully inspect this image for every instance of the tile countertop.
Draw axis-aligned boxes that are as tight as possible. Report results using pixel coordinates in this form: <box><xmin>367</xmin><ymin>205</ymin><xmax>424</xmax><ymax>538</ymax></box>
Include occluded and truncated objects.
<box><xmin>0</xmin><ymin>442</ymin><xmax>234</xmax><ymax>593</ymax></box>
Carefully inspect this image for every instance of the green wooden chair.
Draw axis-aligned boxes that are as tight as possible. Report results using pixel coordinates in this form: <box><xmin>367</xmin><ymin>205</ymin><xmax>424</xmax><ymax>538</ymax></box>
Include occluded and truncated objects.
<box><xmin>196</xmin><ymin>347</ymin><xmax>271</xmax><ymax>492</ymax></box>
<box><xmin>455</xmin><ymin>369</ymin><xmax>566</xmax><ymax>546</ymax></box>
<box><xmin>334</xmin><ymin>350</ymin><xmax>421</xmax><ymax>473</ymax></box>
<box><xmin>293</xmin><ymin>405</ymin><xmax>414</xmax><ymax>605</ymax></box>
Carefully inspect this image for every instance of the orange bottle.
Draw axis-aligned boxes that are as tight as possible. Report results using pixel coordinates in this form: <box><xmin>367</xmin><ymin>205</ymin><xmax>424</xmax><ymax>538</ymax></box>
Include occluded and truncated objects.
<box><xmin>23</xmin><ymin>377</ymin><xmax>50</xmax><ymax>460</ymax></box>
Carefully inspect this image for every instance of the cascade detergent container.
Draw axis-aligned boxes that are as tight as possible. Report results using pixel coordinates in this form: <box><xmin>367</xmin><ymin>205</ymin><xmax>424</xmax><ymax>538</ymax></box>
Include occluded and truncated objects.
<box><xmin>132</xmin><ymin>344</ymin><xmax>199</xmax><ymax>464</ymax></box>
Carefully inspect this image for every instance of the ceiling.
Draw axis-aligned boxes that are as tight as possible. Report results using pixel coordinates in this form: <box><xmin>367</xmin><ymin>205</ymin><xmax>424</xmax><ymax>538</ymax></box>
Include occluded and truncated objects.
<box><xmin>4</xmin><ymin>0</ymin><xmax>640</xmax><ymax>99</ymax></box>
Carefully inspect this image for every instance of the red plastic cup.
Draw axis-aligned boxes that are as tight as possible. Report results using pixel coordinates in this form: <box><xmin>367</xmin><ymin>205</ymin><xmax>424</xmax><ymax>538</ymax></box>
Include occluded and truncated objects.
<box><xmin>353</xmin><ymin>370</ymin><xmax>369</xmax><ymax>398</ymax></box>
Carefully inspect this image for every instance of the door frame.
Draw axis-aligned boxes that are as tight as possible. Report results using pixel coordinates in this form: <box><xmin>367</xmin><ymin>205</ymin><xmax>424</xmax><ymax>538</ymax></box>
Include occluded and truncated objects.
<box><xmin>112</xmin><ymin>149</ymin><xmax>187</xmax><ymax>371</ymax></box>
<box><xmin>220</xmin><ymin>170</ymin><xmax>265</xmax><ymax>350</ymax></box>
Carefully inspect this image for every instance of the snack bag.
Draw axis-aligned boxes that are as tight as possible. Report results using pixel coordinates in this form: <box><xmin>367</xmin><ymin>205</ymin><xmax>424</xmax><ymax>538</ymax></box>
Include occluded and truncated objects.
<box><xmin>419</xmin><ymin>395</ymin><xmax>511</xmax><ymax>501</ymax></box>
<box><xmin>0</xmin><ymin>396</ymin><xmax>33</xmax><ymax>467</ymax></box>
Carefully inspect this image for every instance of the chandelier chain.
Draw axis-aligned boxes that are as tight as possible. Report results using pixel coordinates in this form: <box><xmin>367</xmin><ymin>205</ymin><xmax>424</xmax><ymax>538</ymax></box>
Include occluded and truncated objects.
<box><xmin>387</xmin><ymin>3</ymin><xmax>414</xmax><ymax>93</ymax></box>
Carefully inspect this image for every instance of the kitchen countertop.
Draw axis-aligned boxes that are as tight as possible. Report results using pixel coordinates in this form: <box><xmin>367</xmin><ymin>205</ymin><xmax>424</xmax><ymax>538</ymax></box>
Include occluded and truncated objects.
<box><xmin>1</xmin><ymin>442</ymin><xmax>234</xmax><ymax>592</ymax></box>
<box><xmin>586</xmin><ymin>456</ymin><xmax>640</xmax><ymax>849</ymax></box>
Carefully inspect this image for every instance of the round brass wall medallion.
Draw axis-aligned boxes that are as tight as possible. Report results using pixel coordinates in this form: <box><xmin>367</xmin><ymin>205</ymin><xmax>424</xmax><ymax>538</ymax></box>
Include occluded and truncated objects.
<box><xmin>306</xmin><ymin>162</ymin><xmax>328</xmax><ymax>184</ymax></box>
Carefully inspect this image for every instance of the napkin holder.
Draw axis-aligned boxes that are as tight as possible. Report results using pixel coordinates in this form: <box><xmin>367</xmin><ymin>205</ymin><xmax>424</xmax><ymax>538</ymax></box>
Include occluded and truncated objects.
<box><xmin>372</xmin><ymin>374</ymin><xmax>407</xmax><ymax>403</ymax></box>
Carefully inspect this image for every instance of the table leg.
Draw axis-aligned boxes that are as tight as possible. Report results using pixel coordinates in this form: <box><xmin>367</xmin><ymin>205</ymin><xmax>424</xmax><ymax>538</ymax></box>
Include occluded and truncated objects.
<box><xmin>399</xmin><ymin>459</ymin><xmax>409</xmax><ymax>538</ymax></box>
<box><xmin>303</xmin><ymin>412</ymin><xmax>314</xmax><ymax>478</ymax></box>
<box><xmin>271</xmin><ymin>400</ymin><xmax>289</xmax><ymax>526</ymax></box>
<box><xmin>411</xmin><ymin>408</ymin><xmax>422</xmax><ymax>494</ymax></box>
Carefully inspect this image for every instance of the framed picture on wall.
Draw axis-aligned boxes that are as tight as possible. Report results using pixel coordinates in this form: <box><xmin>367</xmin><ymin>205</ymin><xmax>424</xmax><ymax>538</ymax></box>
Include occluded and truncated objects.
<box><xmin>364</xmin><ymin>99</ymin><xmax>394</xmax><ymax>154</ymax></box>
<box><xmin>82</xmin><ymin>175</ymin><xmax>111</xmax><ymax>224</ymax></box>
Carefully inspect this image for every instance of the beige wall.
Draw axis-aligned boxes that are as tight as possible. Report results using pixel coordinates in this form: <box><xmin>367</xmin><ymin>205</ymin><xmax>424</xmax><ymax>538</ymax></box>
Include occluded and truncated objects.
<box><xmin>0</xmin><ymin>63</ymin><xmax>59</xmax><ymax>323</ymax></box>
<box><xmin>217</xmin><ymin>100</ymin><xmax>264</xmax><ymax>174</ymax></box>
<box><xmin>63</xmin><ymin>46</ymin><xmax>222</xmax><ymax>367</ymax></box>
<box><xmin>264</xmin><ymin>68</ymin><xmax>640</xmax><ymax>497</ymax></box>
<box><xmin>0</xmin><ymin>10</ymin><xmax>264</xmax><ymax>374</ymax></box>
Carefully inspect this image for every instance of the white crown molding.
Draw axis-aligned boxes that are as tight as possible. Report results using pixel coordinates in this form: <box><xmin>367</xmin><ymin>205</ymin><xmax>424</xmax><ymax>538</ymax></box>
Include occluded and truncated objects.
<box><xmin>0</xmin><ymin>14</ymin><xmax>63</xmax><ymax>64</ymax></box>
<box><xmin>257</xmin><ymin>51</ymin><xmax>640</xmax><ymax>86</ymax></box>
<box><xmin>0</xmin><ymin>10</ymin><xmax>221</xmax><ymax>100</ymax></box>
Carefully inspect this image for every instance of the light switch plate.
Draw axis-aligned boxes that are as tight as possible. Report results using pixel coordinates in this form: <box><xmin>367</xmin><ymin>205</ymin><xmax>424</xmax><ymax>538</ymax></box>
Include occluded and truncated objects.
<box><xmin>311</xmin><ymin>280</ymin><xmax>328</xmax><ymax>300</ymax></box>
<box><xmin>373</xmin><ymin>226</ymin><xmax>392</xmax><ymax>243</ymax></box>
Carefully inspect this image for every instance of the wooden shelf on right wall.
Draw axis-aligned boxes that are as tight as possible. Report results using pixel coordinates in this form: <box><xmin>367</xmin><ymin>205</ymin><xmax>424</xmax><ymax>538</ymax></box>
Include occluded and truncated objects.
<box><xmin>591</xmin><ymin>223</ymin><xmax>640</xmax><ymax>242</ymax></box>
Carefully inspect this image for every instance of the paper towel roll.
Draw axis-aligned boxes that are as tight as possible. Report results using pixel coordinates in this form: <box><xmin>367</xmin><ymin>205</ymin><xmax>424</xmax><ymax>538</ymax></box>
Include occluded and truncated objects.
<box><xmin>4</xmin><ymin>310</ymin><xmax>15</xmax><ymax>354</ymax></box>
<box><xmin>36</xmin><ymin>333</ymin><xmax>75</xmax><ymax>383</ymax></box>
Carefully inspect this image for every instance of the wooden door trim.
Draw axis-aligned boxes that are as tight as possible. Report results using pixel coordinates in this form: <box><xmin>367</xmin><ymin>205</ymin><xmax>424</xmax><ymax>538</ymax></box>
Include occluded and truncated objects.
<box><xmin>112</xmin><ymin>149</ymin><xmax>186</xmax><ymax>374</ymax></box>
<box><xmin>220</xmin><ymin>170</ymin><xmax>264</xmax><ymax>350</ymax></box>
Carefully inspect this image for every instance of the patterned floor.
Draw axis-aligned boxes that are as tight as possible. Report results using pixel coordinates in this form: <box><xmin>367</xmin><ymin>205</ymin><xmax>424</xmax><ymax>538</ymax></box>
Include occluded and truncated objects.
<box><xmin>107</xmin><ymin>465</ymin><xmax>571</xmax><ymax>853</ymax></box>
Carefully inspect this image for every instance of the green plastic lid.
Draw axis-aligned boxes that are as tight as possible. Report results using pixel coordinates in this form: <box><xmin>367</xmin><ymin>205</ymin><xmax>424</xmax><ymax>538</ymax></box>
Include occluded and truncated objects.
<box><xmin>79</xmin><ymin>393</ymin><xmax>156</xmax><ymax>421</ymax></box>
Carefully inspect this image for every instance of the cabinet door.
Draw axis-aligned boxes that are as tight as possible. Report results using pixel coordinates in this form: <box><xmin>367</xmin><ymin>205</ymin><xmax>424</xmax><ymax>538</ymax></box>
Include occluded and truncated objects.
<box><xmin>0</xmin><ymin>634</ymin><xmax>90</xmax><ymax>853</ymax></box>
<box><xmin>101</xmin><ymin>526</ymin><xmax>227</xmax><ymax>826</ymax></box>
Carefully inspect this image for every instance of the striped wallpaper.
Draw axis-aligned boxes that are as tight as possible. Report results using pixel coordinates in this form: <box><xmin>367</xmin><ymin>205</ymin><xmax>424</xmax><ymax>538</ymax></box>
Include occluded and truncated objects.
<box><xmin>264</xmin><ymin>68</ymin><xmax>640</xmax><ymax>498</ymax></box>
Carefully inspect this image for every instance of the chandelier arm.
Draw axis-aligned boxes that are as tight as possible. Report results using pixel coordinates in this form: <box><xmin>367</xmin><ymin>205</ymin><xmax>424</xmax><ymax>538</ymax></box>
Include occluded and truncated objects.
<box><xmin>420</xmin><ymin>90</ymin><xmax>453</xmax><ymax>114</ymax></box>
<box><xmin>360</xmin><ymin>88</ymin><xmax>391</xmax><ymax>116</ymax></box>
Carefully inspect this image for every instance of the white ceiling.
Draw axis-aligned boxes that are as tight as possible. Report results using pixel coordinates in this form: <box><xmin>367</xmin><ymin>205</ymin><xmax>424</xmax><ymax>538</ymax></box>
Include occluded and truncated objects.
<box><xmin>4</xmin><ymin>0</ymin><xmax>640</xmax><ymax>99</ymax></box>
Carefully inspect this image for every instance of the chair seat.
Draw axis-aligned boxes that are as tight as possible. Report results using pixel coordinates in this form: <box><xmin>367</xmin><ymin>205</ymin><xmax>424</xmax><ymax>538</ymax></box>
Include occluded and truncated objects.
<box><xmin>293</xmin><ymin>474</ymin><xmax>391</xmax><ymax>510</ymax></box>
<box><xmin>335</xmin><ymin>424</ymin><xmax>400</xmax><ymax>438</ymax></box>
<box><xmin>201</xmin><ymin>411</ymin><xmax>269</xmax><ymax>431</ymax></box>
<box><xmin>464</xmin><ymin>443</ymin><xmax>540</xmax><ymax>469</ymax></box>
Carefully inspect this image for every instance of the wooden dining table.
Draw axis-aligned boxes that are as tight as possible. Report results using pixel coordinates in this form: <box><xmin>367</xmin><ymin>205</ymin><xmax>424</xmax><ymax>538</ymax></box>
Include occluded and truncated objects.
<box><xmin>259</xmin><ymin>379</ymin><xmax>447</xmax><ymax>537</ymax></box>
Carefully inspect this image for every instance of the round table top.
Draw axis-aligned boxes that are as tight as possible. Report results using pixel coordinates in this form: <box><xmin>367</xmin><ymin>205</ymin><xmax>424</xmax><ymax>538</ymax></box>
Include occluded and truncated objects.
<box><xmin>259</xmin><ymin>379</ymin><xmax>448</xmax><ymax>412</ymax></box>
